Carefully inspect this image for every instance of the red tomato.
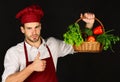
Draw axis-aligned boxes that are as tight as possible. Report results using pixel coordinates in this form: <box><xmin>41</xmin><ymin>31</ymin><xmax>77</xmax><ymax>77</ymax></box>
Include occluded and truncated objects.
<box><xmin>87</xmin><ymin>36</ymin><xmax>96</xmax><ymax>42</ymax></box>
<box><xmin>93</xmin><ymin>25</ymin><xmax>103</xmax><ymax>35</ymax></box>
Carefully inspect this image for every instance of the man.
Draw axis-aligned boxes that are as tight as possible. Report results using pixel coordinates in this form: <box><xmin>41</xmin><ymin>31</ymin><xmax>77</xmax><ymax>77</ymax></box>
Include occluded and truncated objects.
<box><xmin>2</xmin><ymin>4</ymin><xmax>95</xmax><ymax>82</ymax></box>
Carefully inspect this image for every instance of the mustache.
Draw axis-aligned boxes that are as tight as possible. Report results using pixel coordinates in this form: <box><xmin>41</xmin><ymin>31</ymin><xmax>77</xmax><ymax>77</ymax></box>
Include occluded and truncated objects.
<box><xmin>31</xmin><ymin>34</ymin><xmax>39</xmax><ymax>36</ymax></box>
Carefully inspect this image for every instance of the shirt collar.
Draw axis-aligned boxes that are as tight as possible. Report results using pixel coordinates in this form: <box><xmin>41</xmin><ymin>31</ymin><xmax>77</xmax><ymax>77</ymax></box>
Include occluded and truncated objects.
<box><xmin>24</xmin><ymin>37</ymin><xmax>46</xmax><ymax>49</ymax></box>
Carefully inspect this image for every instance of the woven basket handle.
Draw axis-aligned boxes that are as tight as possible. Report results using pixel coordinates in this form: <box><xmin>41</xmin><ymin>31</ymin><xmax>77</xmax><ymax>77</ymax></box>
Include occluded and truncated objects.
<box><xmin>75</xmin><ymin>17</ymin><xmax>105</xmax><ymax>32</ymax></box>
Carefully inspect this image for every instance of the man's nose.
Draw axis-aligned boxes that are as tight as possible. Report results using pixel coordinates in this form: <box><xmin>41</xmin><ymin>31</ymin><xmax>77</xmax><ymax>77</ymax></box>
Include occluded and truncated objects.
<box><xmin>32</xmin><ymin>29</ymin><xmax>37</xmax><ymax>34</ymax></box>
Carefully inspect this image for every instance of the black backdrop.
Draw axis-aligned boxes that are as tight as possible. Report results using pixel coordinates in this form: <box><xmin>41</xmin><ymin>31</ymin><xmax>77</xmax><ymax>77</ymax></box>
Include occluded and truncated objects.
<box><xmin>0</xmin><ymin>0</ymin><xmax>120</xmax><ymax>82</ymax></box>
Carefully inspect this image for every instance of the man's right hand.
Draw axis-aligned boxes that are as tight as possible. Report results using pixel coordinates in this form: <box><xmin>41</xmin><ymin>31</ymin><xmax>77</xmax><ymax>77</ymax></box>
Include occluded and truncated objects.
<box><xmin>80</xmin><ymin>13</ymin><xmax>95</xmax><ymax>29</ymax></box>
<box><xmin>31</xmin><ymin>52</ymin><xmax>46</xmax><ymax>72</ymax></box>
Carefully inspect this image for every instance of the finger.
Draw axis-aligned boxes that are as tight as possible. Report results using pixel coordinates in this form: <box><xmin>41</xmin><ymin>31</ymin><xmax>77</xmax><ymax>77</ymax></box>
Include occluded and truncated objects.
<box><xmin>41</xmin><ymin>59</ymin><xmax>46</xmax><ymax>65</ymax></box>
<box><xmin>84</xmin><ymin>13</ymin><xmax>95</xmax><ymax>19</ymax></box>
<box><xmin>43</xmin><ymin>60</ymin><xmax>47</xmax><ymax>68</ymax></box>
<box><xmin>80</xmin><ymin>13</ymin><xmax>83</xmax><ymax>18</ymax></box>
<box><xmin>35</xmin><ymin>52</ymin><xmax>40</xmax><ymax>60</ymax></box>
<box><xmin>43</xmin><ymin>60</ymin><xmax>46</xmax><ymax>65</ymax></box>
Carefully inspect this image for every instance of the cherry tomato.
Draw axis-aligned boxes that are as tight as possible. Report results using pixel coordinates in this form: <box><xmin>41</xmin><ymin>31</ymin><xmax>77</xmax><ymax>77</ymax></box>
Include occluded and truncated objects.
<box><xmin>87</xmin><ymin>36</ymin><xmax>96</xmax><ymax>42</ymax></box>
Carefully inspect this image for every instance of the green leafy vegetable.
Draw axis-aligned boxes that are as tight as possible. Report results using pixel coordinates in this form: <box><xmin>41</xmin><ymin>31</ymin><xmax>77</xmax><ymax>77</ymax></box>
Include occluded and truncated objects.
<box><xmin>83</xmin><ymin>28</ymin><xmax>93</xmax><ymax>36</ymax></box>
<box><xmin>63</xmin><ymin>23</ymin><xmax>84</xmax><ymax>46</ymax></box>
<box><xmin>96</xmin><ymin>29</ymin><xmax>120</xmax><ymax>51</ymax></box>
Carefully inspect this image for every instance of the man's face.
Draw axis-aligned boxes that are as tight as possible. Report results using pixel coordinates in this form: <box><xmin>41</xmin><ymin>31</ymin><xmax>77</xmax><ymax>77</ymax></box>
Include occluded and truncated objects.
<box><xmin>21</xmin><ymin>22</ymin><xmax>41</xmax><ymax>43</ymax></box>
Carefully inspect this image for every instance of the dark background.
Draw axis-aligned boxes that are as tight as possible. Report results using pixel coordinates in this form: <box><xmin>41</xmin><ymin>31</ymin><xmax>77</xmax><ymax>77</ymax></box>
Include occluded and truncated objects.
<box><xmin>0</xmin><ymin>0</ymin><xmax>120</xmax><ymax>82</ymax></box>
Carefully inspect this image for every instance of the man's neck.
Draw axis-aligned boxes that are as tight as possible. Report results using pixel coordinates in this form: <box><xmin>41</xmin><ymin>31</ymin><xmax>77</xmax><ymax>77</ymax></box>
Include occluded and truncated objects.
<box><xmin>25</xmin><ymin>39</ymin><xmax>41</xmax><ymax>48</ymax></box>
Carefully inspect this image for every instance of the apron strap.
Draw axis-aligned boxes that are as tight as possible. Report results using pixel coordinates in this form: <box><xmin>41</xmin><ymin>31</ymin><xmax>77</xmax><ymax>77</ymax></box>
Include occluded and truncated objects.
<box><xmin>24</xmin><ymin>42</ymin><xmax>29</xmax><ymax>66</ymax></box>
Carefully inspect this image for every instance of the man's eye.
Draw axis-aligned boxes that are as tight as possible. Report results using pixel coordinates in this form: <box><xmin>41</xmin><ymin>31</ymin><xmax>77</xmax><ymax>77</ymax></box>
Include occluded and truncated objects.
<box><xmin>36</xmin><ymin>26</ymin><xmax>40</xmax><ymax>28</ymax></box>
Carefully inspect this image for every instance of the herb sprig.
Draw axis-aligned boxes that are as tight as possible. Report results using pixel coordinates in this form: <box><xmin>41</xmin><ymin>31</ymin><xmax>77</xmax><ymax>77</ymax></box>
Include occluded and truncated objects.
<box><xmin>96</xmin><ymin>29</ymin><xmax>120</xmax><ymax>51</ymax></box>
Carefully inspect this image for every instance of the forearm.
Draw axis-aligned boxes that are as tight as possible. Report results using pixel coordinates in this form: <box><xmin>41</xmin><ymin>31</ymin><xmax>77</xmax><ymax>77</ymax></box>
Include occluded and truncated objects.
<box><xmin>85</xmin><ymin>23</ymin><xmax>94</xmax><ymax>29</ymax></box>
<box><xmin>5</xmin><ymin>64</ymin><xmax>34</xmax><ymax>82</ymax></box>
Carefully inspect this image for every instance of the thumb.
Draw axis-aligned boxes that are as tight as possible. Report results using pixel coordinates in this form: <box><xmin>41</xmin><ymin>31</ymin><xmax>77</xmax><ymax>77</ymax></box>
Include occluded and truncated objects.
<box><xmin>35</xmin><ymin>52</ymin><xmax>40</xmax><ymax>60</ymax></box>
<box><xmin>80</xmin><ymin>13</ymin><xmax>83</xmax><ymax>18</ymax></box>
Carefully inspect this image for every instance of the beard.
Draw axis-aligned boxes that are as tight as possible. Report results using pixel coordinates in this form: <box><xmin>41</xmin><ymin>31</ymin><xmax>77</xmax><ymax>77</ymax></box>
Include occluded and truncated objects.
<box><xmin>26</xmin><ymin>34</ymin><xmax>40</xmax><ymax>43</ymax></box>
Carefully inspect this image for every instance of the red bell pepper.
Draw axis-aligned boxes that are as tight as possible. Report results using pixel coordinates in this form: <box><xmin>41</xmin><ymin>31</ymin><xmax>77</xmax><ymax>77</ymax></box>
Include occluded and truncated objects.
<box><xmin>93</xmin><ymin>25</ymin><xmax>103</xmax><ymax>35</ymax></box>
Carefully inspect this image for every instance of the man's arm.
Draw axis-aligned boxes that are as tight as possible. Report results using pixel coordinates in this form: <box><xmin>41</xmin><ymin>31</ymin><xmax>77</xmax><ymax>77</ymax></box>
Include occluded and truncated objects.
<box><xmin>5</xmin><ymin>64</ymin><xmax>33</xmax><ymax>82</ymax></box>
<box><xmin>5</xmin><ymin>52</ymin><xmax>46</xmax><ymax>82</ymax></box>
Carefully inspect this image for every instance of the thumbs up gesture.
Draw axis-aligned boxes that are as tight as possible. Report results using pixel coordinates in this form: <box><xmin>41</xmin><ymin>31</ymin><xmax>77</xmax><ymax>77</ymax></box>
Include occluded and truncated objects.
<box><xmin>31</xmin><ymin>52</ymin><xmax>46</xmax><ymax>72</ymax></box>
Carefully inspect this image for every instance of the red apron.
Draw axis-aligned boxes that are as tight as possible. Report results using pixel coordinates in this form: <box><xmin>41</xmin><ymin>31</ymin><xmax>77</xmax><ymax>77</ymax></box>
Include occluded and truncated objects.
<box><xmin>24</xmin><ymin>42</ymin><xmax>58</xmax><ymax>82</ymax></box>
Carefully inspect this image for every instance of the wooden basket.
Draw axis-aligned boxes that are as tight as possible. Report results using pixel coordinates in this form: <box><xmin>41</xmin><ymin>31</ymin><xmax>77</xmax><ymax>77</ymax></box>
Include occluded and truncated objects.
<box><xmin>74</xmin><ymin>42</ymin><xmax>102</xmax><ymax>53</ymax></box>
<box><xmin>74</xmin><ymin>17</ymin><xmax>104</xmax><ymax>53</ymax></box>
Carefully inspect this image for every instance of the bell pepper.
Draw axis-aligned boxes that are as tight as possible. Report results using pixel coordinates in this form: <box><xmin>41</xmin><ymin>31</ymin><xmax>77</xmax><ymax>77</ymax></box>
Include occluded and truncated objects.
<box><xmin>93</xmin><ymin>25</ymin><xmax>103</xmax><ymax>35</ymax></box>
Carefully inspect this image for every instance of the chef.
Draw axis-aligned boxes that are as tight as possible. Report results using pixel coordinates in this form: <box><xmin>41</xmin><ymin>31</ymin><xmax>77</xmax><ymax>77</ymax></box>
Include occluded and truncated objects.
<box><xmin>2</xmin><ymin>4</ymin><xmax>95</xmax><ymax>82</ymax></box>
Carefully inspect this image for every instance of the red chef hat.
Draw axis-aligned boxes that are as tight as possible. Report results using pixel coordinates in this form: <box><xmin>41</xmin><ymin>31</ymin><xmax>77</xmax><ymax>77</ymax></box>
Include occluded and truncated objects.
<box><xmin>16</xmin><ymin>4</ymin><xmax>44</xmax><ymax>24</ymax></box>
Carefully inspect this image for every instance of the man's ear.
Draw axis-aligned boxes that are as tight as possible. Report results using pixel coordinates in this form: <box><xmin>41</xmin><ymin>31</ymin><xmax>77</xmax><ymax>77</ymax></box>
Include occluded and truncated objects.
<box><xmin>20</xmin><ymin>26</ymin><xmax>25</xmax><ymax>34</ymax></box>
